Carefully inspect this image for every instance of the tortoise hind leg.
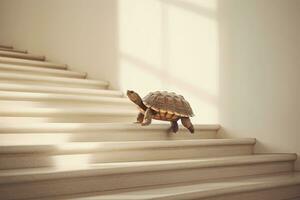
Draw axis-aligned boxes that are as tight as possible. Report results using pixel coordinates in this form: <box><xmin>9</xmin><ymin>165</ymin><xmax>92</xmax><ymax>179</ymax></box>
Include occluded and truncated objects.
<box><xmin>141</xmin><ymin>108</ymin><xmax>154</xmax><ymax>126</ymax></box>
<box><xmin>181</xmin><ymin>117</ymin><xmax>194</xmax><ymax>133</ymax></box>
<box><xmin>135</xmin><ymin>112</ymin><xmax>144</xmax><ymax>124</ymax></box>
<box><xmin>168</xmin><ymin>120</ymin><xmax>179</xmax><ymax>133</ymax></box>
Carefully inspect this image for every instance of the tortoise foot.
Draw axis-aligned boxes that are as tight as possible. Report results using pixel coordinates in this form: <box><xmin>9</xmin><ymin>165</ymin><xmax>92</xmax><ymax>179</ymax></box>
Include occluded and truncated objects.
<box><xmin>189</xmin><ymin>128</ymin><xmax>195</xmax><ymax>134</ymax></box>
<box><xmin>168</xmin><ymin>121</ymin><xmax>179</xmax><ymax>133</ymax></box>
<box><xmin>167</xmin><ymin>127</ymin><xmax>178</xmax><ymax>134</ymax></box>
<box><xmin>141</xmin><ymin>121</ymin><xmax>151</xmax><ymax>126</ymax></box>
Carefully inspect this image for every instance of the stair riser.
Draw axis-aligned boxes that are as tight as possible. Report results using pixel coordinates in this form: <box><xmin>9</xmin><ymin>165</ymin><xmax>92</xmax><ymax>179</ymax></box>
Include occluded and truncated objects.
<box><xmin>0</xmin><ymin>100</ymin><xmax>134</xmax><ymax>109</ymax></box>
<box><xmin>0</xmin><ymin>130</ymin><xmax>217</xmax><ymax>144</ymax></box>
<box><xmin>0</xmin><ymin>57</ymin><xmax>66</xmax><ymax>69</ymax></box>
<box><xmin>0</xmin><ymin>161</ymin><xmax>294</xmax><ymax>200</ymax></box>
<box><xmin>0</xmin><ymin>45</ymin><xmax>12</xmax><ymax>49</ymax></box>
<box><xmin>0</xmin><ymin>48</ymin><xmax>27</xmax><ymax>53</ymax></box>
<box><xmin>0</xmin><ymin>66</ymin><xmax>86</xmax><ymax>78</ymax></box>
<box><xmin>0</xmin><ymin>116</ymin><xmax>135</xmax><ymax>123</ymax></box>
<box><xmin>0</xmin><ymin>79</ymin><xmax>107</xmax><ymax>90</ymax></box>
<box><xmin>0</xmin><ymin>84</ymin><xmax>123</xmax><ymax>97</ymax></box>
<box><xmin>0</xmin><ymin>51</ymin><xmax>45</xmax><ymax>61</ymax></box>
<box><xmin>203</xmin><ymin>185</ymin><xmax>300</xmax><ymax>200</ymax></box>
<box><xmin>0</xmin><ymin>145</ymin><xmax>253</xmax><ymax>169</ymax></box>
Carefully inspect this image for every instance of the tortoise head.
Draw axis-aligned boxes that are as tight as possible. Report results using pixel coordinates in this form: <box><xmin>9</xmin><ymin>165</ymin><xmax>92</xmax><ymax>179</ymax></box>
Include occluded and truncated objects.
<box><xmin>127</xmin><ymin>90</ymin><xmax>148</xmax><ymax>111</ymax></box>
<box><xmin>127</xmin><ymin>90</ymin><xmax>143</xmax><ymax>104</ymax></box>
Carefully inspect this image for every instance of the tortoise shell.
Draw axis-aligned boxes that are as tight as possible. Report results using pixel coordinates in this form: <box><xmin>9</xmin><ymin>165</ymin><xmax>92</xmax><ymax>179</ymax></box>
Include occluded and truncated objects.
<box><xmin>142</xmin><ymin>91</ymin><xmax>194</xmax><ymax>121</ymax></box>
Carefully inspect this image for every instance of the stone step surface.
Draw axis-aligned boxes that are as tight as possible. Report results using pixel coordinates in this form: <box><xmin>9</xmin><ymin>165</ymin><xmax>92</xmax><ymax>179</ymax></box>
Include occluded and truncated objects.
<box><xmin>0</xmin><ymin>44</ymin><xmax>13</xmax><ymax>49</ymax></box>
<box><xmin>0</xmin><ymin>83</ymin><xmax>123</xmax><ymax>97</ymax></box>
<box><xmin>0</xmin><ymin>50</ymin><xmax>45</xmax><ymax>61</ymax></box>
<box><xmin>0</xmin><ymin>123</ymin><xmax>218</xmax><ymax>143</ymax></box>
<box><xmin>0</xmin><ymin>47</ymin><xmax>27</xmax><ymax>53</ymax></box>
<box><xmin>0</xmin><ymin>72</ymin><xmax>108</xmax><ymax>89</ymax></box>
<box><xmin>0</xmin><ymin>91</ymin><xmax>133</xmax><ymax>108</ymax></box>
<box><xmin>0</xmin><ymin>138</ymin><xmax>255</xmax><ymax>169</ymax></box>
<box><xmin>0</xmin><ymin>63</ymin><xmax>86</xmax><ymax>78</ymax></box>
<box><xmin>0</xmin><ymin>107</ymin><xmax>137</xmax><ymax>123</ymax></box>
<box><xmin>0</xmin><ymin>56</ymin><xmax>67</xmax><ymax>69</ymax></box>
<box><xmin>0</xmin><ymin>154</ymin><xmax>296</xmax><ymax>200</ymax></box>
<box><xmin>62</xmin><ymin>172</ymin><xmax>300</xmax><ymax>200</ymax></box>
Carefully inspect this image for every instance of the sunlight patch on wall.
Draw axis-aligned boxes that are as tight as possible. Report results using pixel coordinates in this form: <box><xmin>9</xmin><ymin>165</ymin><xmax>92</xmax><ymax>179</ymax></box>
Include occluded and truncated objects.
<box><xmin>119</xmin><ymin>54</ymin><xmax>163</xmax><ymax>93</ymax></box>
<box><xmin>118</xmin><ymin>0</ymin><xmax>162</xmax><ymax>70</ymax></box>
<box><xmin>167</xmin><ymin>3</ymin><xmax>219</xmax><ymax>96</ymax></box>
<box><xmin>186</xmin><ymin>0</ymin><xmax>218</xmax><ymax>10</ymax></box>
<box><xmin>118</xmin><ymin>0</ymin><xmax>219</xmax><ymax>123</ymax></box>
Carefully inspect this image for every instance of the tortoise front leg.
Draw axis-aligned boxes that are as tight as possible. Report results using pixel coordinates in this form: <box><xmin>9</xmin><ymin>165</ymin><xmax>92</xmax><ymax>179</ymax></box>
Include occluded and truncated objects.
<box><xmin>181</xmin><ymin>117</ymin><xmax>194</xmax><ymax>133</ymax></box>
<box><xmin>168</xmin><ymin>120</ymin><xmax>179</xmax><ymax>133</ymax></box>
<box><xmin>135</xmin><ymin>112</ymin><xmax>144</xmax><ymax>123</ymax></box>
<box><xmin>141</xmin><ymin>108</ymin><xmax>154</xmax><ymax>126</ymax></box>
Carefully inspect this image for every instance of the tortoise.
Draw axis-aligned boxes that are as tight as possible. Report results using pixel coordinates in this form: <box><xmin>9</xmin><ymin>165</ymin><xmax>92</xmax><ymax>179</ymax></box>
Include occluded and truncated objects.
<box><xmin>127</xmin><ymin>90</ymin><xmax>194</xmax><ymax>133</ymax></box>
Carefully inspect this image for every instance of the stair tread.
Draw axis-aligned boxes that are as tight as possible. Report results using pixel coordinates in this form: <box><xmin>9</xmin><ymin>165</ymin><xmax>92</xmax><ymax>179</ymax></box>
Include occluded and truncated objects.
<box><xmin>0</xmin><ymin>90</ymin><xmax>130</xmax><ymax>103</ymax></box>
<box><xmin>0</xmin><ymin>47</ymin><xmax>27</xmax><ymax>53</ymax></box>
<box><xmin>0</xmin><ymin>50</ymin><xmax>45</xmax><ymax>61</ymax></box>
<box><xmin>67</xmin><ymin>172</ymin><xmax>300</xmax><ymax>200</ymax></box>
<box><xmin>0</xmin><ymin>106</ymin><xmax>137</xmax><ymax>116</ymax></box>
<box><xmin>0</xmin><ymin>44</ymin><xmax>13</xmax><ymax>49</ymax></box>
<box><xmin>0</xmin><ymin>154</ymin><xmax>296</xmax><ymax>184</ymax></box>
<box><xmin>0</xmin><ymin>123</ymin><xmax>220</xmax><ymax>133</ymax></box>
<box><xmin>0</xmin><ymin>138</ymin><xmax>256</xmax><ymax>152</ymax></box>
<box><xmin>0</xmin><ymin>83</ymin><xmax>123</xmax><ymax>97</ymax></box>
<box><xmin>0</xmin><ymin>56</ymin><xmax>67</xmax><ymax>69</ymax></box>
<box><xmin>0</xmin><ymin>63</ymin><xmax>86</xmax><ymax>78</ymax></box>
<box><xmin>0</xmin><ymin>72</ymin><xmax>108</xmax><ymax>86</ymax></box>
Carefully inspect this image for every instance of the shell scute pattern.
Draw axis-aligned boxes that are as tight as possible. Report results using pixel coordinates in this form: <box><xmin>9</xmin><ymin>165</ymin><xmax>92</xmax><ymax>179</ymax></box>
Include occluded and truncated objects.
<box><xmin>143</xmin><ymin>91</ymin><xmax>194</xmax><ymax>119</ymax></box>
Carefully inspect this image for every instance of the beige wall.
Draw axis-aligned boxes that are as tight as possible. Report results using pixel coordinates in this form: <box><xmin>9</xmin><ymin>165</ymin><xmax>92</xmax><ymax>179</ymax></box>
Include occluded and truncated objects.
<box><xmin>0</xmin><ymin>0</ymin><xmax>119</xmax><ymax>88</ymax></box>
<box><xmin>0</xmin><ymin>0</ymin><xmax>299</xmax><ymax>169</ymax></box>
<box><xmin>218</xmin><ymin>0</ymin><xmax>300</xmax><ymax>170</ymax></box>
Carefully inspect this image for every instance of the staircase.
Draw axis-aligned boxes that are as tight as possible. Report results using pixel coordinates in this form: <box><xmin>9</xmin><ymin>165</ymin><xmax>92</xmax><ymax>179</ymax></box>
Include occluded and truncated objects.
<box><xmin>0</xmin><ymin>44</ymin><xmax>299</xmax><ymax>200</ymax></box>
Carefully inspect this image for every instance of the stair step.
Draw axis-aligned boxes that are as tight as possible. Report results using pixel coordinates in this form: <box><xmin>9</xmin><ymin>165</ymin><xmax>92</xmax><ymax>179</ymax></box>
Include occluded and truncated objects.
<box><xmin>0</xmin><ymin>50</ymin><xmax>45</xmax><ymax>61</ymax></box>
<box><xmin>0</xmin><ymin>154</ymin><xmax>296</xmax><ymax>200</ymax></box>
<box><xmin>0</xmin><ymin>47</ymin><xmax>27</xmax><ymax>53</ymax></box>
<box><xmin>0</xmin><ymin>139</ymin><xmax>255</xmax><ymax>169</ymax></box>
<box><xmin>0</xmin><ymin>83</ymin><xmax>123</xmax><ymax>97</ymax></box>
<box><xmin>0</xmin><ymin>107</ymin><xmax>136</xmax><ymax>116</ymax></box>
<box><xmin>65</xmin><ymin>172</ymin><xmax>300</xmax><ymax>200</ymax></box>
<box><xmin>0</xmin><ymin>63</ymin><xmax>86</xmax><ymax>78</ymax></box>
<box><xmin>0</xmin><ymin>56</ymin><xmax>67</xmax><ymax>69</ymax></box>
<box><xmin>0</xmin><ymin>91</ymin><xmax>132</xmax><ymax>108</ymax></box>
<box><xmin>0</xmin><ymin>72</ymin><xmax>108</xmax><ymax>89</ymax></box>
<box><xmin>0</xmin><ymin>100</ymin><xmax>133</xmax><ymax>110</ymax></box>
<box><xmin>1</xmin><ymin>138</ymin><xmax>252</xmax><ymax>151</ymax></box>
<box><xmin>0</xmin><ymin>107</ymin><xmax>137</xmax><ymax>123</ymax></box>
<box><xmin>0</xmin><ymin>123</ymin><xmax>219</xmax><ymax>141</ymax></box>
<box><xmin>0</xmin><ymin>44</ymin><xmax>13</xmax><ymax>49</ymax></box>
